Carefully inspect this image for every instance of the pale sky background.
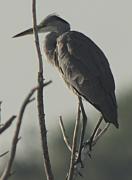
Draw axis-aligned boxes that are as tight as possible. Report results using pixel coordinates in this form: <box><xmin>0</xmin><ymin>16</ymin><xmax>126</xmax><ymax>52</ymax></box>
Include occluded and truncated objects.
<box><xmin>0</xmin><ymin>0</ymin><xmax>132</xmax><ymax>157</ymax></box>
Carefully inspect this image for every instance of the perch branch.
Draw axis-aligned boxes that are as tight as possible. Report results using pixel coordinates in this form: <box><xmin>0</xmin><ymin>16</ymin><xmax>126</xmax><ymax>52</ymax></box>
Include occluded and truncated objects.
<box><xmin>43</xmin><ymin>80</ymin><xmax>52</xmax><ymax>87</ymax></box>
<box><xmin>0</xmin><ymin>151</ymin><xmax>9</xmax><ymax>158</ymax></box>
<box><xmin>93</xmin><ymin>123</ymin><xmax>110</xmax><ymax>145</ymax></box>
<box><xmin>0</xmin><ymin>101</ymin><xmax>2</xmax><ymax>124</ymax></box>
<box><xmin>67</xmin><ymin>101</ymin><xmax>81</xmax><ymax>180</ymax></box>
<box><xmin>72</xmin><ymin>122</ymin><xmax>110</xmax><ymax>179</ymax></box>
<box><xmin>0</xmin><ymin>116</ymin><xmax>16</xmax><ymax>135</ymax></box>
<box><xmin>32</xmin><ymin>1</ymin><xmax>54</xmax><ymax>180</ymax></box>
<box><xmin>1</xmin><ymin>87</ymin><xmax>37</xmax><ymax>180</ymax></box>
<box><xmin>59</xmin><ymin>116</ymin><xmax>72</xmax><ymax>152</ymax></box>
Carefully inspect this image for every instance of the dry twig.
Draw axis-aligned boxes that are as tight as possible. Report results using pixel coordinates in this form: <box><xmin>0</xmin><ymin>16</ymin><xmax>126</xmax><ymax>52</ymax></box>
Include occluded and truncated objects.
<box><xmin>72</xmin><ymin>123</ymin><xmax>110</xmax><ymax>179</ymax></box>
<box><xmin>32</xmin><ymin>1</ymin><xmax>54</xmax><ymax>179</ymax></box>
<box><xmin>67</xmin><ymin>101</ymin><xmax>81</xmax><ymax>180</ymax></box>
<box><xmin>44</xmin><ymin>80</ymin><xmax>52</xmax><ymax>87</ymax></box>
<box><xmin>0</xmin><ymin>116</ymin><xmax>16</xmax><ymax>135</ymax></box>
<box><xmin>93</xmin><ymin>123</ymin><xmax>110</xmax><ymax>145</ymax></box>
<box><xmin>0</xmin><ymin>151</ymin><xmax>9</xmax><ymax>158</ymax></box>
<box><xmin>59</xmin><ymin>116</ymin><xmax>72</xmax><ymax>152</ymax></box>
<box><xmin>0</xmin><ymin>101</ymin><xmax>2</xmax><ymax>124</ymax></box>
<box><xmin>1</xmin><ymin>87</ymin><xmax>37</xmax><ymax>180</ymax></box>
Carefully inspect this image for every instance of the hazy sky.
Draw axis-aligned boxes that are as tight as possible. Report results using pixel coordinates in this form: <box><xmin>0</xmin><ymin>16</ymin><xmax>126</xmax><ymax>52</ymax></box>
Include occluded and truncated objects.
<box><xmin>0</xmin><ymin>0</ymin><xmax>132</xmax><ymax>152</ymax></box>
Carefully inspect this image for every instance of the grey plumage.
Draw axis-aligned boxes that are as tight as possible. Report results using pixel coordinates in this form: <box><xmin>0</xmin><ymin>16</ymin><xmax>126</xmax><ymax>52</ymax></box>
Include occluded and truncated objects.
<box><xmin>13</xmin><ymin>14</ymin><xmax>118</xmax><ymax>128</ymax></box>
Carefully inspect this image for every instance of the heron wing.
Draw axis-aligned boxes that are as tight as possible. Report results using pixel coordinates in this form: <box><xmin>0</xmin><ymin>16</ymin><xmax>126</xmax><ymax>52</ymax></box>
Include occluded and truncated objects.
<box><xmin>69</xmin><ymin>31</ymin><xmax>115</xmax><ymax>89</ymax></box>
<box><xmin>57</xmin><ymin>31</ymin><xmax>118</xmax><ymax>126</ymax></box>
<box><xmin>57</xmin><ymin>30</ymin><xmax>116</xmax><ymax>94</ymax></box>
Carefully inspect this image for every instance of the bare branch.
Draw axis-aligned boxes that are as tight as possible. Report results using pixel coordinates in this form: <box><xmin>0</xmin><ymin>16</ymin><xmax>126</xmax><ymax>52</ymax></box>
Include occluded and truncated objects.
<box><xmin>59</xmin><ymin>116</ymin><xmax>72</xmax><ymax>152</ymax></box>
<box><xmin>0</xmin><ymin>151</ymin><xmax>9</xmax><ymax>158</ymax></box>
<box><xmin>93</xmin><ymin>123</ymin><xmax>110</xmax><ymax>145</ymax></box>
<box><xmin>0</xmin><ymin>116</ymin><xmax>16</xmax><ymax>135</ymax></box>
<box><xmin>32</xmin><ymin>0</ymin><xmax>43</xmax><ymax>73</ymax></box>
<box><xmin>1</xmin><ymin>87</ymin><xmax>37</xmax><ymax>180</ymax></box>
<box><xmin>32</xmin><ymin>1</ymin><xmax>54</xmax><ymax>180</ymax></box>
<box><xmin>0</xmin><ymin>101</ymin><xmax>2</xmax><ymax>124</ymax></box>
<box><xmin>72</xmin><ymin>123</ymin><xmax>110</xmax><ymax>179</ymax></box>
<box><xmin>44</xmin><ymin>80</ymin><xmax>52</xmax><ymax>87</ymax></box>
<box><xmin>67</xmin><ymin>101</ymin><xmax>81</xmax><ymax>180</ymax></box>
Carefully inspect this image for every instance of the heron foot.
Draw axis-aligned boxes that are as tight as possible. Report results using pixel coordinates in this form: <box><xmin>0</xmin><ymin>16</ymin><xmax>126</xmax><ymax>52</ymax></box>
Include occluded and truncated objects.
<box><xmin>74</xmin><ymin>144</ymin><xmax>86</xmax><ymax>168</ymax></box>
<box><xmin>75</xmin><ymin>142</ymin><xmax>92</xmax><ymax>168</ymax></box>
<box><xmin>75</xmin><ymin>151</ymin><xmax>84</xmax><ymax>168</ymax></box>
<box><xmin>88</xmin><ymin>137</ymin><xmax>94</xmax><ymax>152</ymax></box>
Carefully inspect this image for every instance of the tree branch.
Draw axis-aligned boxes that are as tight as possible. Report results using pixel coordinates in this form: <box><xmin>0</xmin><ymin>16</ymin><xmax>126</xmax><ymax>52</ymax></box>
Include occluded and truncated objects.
<box><xmin>93</xmin><ymin>123</ymin><xmax>110</xmax><ymax>145</ymax></box>
<box><xmin>67</xmin><ymin>101</ymin><xmax>81</xmax><ymax>180</ymax></box>
<box><xmin>1</xmin><ymin>87</ymin><xmax>37</xmax><ymax>180</ymax></box>
<box><xmin>59</xmin><ymin>116</ymin><xmax>72</xmax><ymax>152</ymax></box>
<box><xmin>0</xmin><ymin>151</ymin><xmax>9</xmax><ymax>158</ymax></box>
<box><xmin>0</xmin><ymin>116</ymin><xmax>16</xmax><ymax>135</ymax></box>
<box><xmin>44</xmin><ymin>80</ymin><xmax>52</xmax><ymax>87</ymax></box>
<box><xmin>32</xmin><ymin>1</ymin><xmax>54</xmax><ymax>180</ymax></box>
<box><xmin>72</xmin><ymin>123</ymin><xmax>110</xmax><ymax>179</ymax></box>
<box><xmin>0</xmin><ymin>101</ymin><xmax>2</xmax><ymax>124</ymax></box>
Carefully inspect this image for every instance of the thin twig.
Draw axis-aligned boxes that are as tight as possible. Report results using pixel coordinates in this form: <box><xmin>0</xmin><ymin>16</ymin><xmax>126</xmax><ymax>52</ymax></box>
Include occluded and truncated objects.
<box><xmin>32</xmin><ymin>0</ymin><xmax>43</xmax><ymax>73</ymax></box>
<box><xmin>0</xmin><ymin>116</ymin><xmax>16</xmax><ymax>135</ymax></box>
<box><xmin>93</xmin><ymin>123</ymin><xmax>110</xmax><ymax>145</ymax></box>
<box><xmin>0</xmin><ymin>101</ymin><xmax>2</xmax><ymax>124</ymax></box>
<box><xmin>1</xmin><ymin>87</ymin><xmax>37</xmax><ymax>180</ymax></box>
<box><xmin>67</xmin><ymin>101</ymin><xmax>81</xmax><ymax>180</ymax></box>
<box><xmin>59</xmin><ymin>116</ymin><xmax>72</xmax><ymax>152</ymax></box>
<box><xmin>73</xmin><ymin>122</ymin><xmax>110</xmax><ymax>179</ymax></box>
<box><xmin>85</xmin><ymin>123</ymin><xmax>110</xmax><ymax>148</ymax></box>
<box><xmin>0</xmin><ymin>151</ymin><xmax>9</xmax><ymax>158</ymax></box>
<box><xmin>44</xmin><ymin>80</ymin><xmax>52</xmax><ymax>87</ymax></box>
<box><xmin>32</xmin><ymin>1</ymin><xmax>54</xmax><ymax>180</ymax></box>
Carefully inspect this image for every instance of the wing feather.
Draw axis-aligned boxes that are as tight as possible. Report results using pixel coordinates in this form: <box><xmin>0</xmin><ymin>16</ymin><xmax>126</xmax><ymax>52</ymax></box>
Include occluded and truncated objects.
<box><xmin>56</xmin><ymin>31</ymin><xmax>118</xmax><ymax>126</ymax></box>
<box><xmin>66</xmin><ymin>31</ymin><xmax>115</xmax><ymax>92</ymax></box>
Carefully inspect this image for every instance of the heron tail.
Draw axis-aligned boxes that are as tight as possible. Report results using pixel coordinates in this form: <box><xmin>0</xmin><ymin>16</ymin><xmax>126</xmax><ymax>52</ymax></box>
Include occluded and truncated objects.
<box><xmin>101</xmin><ymin>93</ymin><xmax>119</xmax><ymax>128</ymax></box>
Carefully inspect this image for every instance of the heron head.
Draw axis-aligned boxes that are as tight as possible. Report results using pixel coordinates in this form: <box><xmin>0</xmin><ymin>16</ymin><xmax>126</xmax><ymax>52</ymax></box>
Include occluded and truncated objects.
<box><xmin>13</xmin><ymin>14</ymin><xmax>70</xmax><ymax>38</ymax></box>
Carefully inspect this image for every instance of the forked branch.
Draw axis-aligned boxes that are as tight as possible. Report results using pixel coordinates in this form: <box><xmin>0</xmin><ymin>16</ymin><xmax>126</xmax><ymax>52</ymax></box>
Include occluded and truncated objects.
<box><xmin>32</xmin><ymin>1</ymin><xmax>54</xmax><ymax>179</ymax></box>
<box><xmin>59</xmin><ymin>116</ymin><xmax>72</xmax><ymax>152</ymax></box>
<box><xmin>72</xmin><ymin>123</ymin><xmax>110</xmax><ymax>179</ymax></box>
<box><xmin>1</xmin><ymin>87</ymin><xmax>37</xmax><ymax>180</ymax></box>
<box><xmin>67</xmin><ymin>101</ymin><xmax>81</xmax><ymax>180</ymax></box>
<box><xmin>0</xmin><ymin>116</ymin><xmax>16</xmax><ymax>135</ymax></box>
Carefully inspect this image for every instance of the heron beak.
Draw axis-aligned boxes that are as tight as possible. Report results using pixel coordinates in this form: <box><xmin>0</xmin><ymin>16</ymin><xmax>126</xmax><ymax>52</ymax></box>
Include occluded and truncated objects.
<box><xmin>13</xmin><ymin>24</ymin><xmax>46</xmax><ymax>38</ymax></box>
<box><xmin>13</xmin><ymin>28</ymin><xmax>34</xmax><ymax>38</ymax></box>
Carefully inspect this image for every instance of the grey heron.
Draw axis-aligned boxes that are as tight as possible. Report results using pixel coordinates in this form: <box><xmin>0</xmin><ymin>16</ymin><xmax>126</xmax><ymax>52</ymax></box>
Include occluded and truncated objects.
<box><xmin>13</xmin><ymin>14</ymin><xmax>118</xmax><ymax>152</ymax></box>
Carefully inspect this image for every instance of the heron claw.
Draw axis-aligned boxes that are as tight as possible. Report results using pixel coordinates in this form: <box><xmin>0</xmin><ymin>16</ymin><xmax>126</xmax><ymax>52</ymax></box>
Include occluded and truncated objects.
<box><xmin>75</xmin><ymin>155</ymin><xmax>84</xmax><ymax>168</ymax></box>
<box><xmin>88</xmin><ymin>151</ymin><xmax>92</xmax><ymax>158</ymax></box>
<box><xmin>88</xmin><ymin>138</ymin><xmax>93</xmax><ymax>152</ymax></box>
<box><xmin>75</xmin><ymin>146</ymin><xmax>84</xmax><ymax>168</ymax></box>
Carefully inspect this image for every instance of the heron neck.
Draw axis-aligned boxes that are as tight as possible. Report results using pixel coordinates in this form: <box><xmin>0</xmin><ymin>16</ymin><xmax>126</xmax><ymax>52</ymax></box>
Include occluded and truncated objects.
<box><xmin>44</xmin><ymin>32</ymin><xmax>59</xmax><ymax>66</ymax></box>
<box><xmin>56</xmin><ymin>22</ymin><xmax>70</xmax><ymax>35</ymax></box>
<box><xmin>44</xmin><ymin>32</ymin><xmax>58</xmax><ymax>51</ymax></box>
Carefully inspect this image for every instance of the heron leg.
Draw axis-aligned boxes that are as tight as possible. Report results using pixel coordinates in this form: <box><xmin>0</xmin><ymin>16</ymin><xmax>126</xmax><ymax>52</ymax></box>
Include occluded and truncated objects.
<box><xmin>79</xmin><ymin>97</ymin><xmax>87</xmax><ymax>147</ymax></box>
<box><xmin>88</xmin><ymin>115</ymin><xmax>103</xmax><ymax>151</ymax></box>
<box><xmin>77</xmin><ymin>97</ymin><xmax>87</xmax><ymax>164</ymax></box>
